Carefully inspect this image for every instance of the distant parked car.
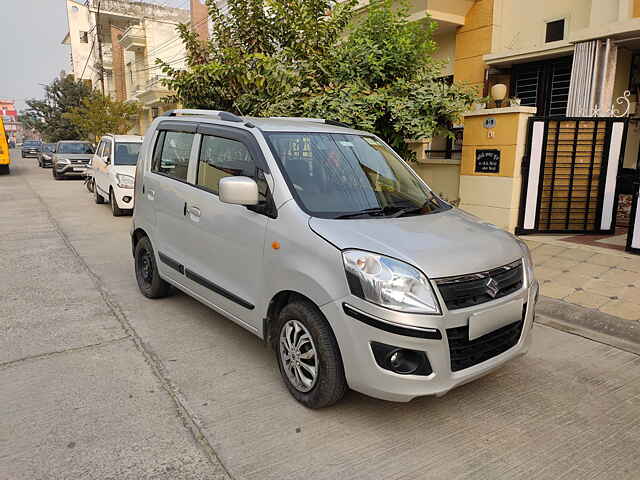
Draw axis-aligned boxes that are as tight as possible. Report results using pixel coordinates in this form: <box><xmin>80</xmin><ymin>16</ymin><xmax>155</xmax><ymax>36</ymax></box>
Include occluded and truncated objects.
<box><xmin>38</xmin><ymin>143</ymin><xmax>56</xmax><ymax>168</ymax></box>
<box><xmin>51</xmin><ymin>141</ymin><xmax>95</xmax><ymax>180</ymax></box>
<box><xmin>92</xmin><ymin>134</ymin><xmax>143</xmax><ymax>216</ymax></box>
<box><xmin>21</xmin><ymin>140</ymin><xmax>42</xmax><ymax>158</ymax></box>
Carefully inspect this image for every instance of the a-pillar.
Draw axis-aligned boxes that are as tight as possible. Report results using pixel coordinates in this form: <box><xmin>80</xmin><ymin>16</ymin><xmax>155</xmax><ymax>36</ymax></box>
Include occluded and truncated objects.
<box><xmin>458</xmin><ymin>106</ymin><xmax>537</xmax><ymax>233</ymax></box>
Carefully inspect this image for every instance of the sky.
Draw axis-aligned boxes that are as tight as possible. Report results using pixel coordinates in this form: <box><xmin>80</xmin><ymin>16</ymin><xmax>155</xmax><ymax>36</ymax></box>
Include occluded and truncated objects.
<box><xmin>0</xmin><ymin>0</ymin><xmax>189</xmax><ymax>112</ymax></box>
<box><xmin>0</xmin><ymin>0</ymin><xmax>70</xmax><ymax>111</ymax></box>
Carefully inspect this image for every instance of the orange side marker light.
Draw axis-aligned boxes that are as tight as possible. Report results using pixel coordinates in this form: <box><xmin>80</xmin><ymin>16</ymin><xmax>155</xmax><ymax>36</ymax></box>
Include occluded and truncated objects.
<box><xmin>272</xmin><ymin>241</ymin><xmax>281</xmax><ymax>250</ymax></box>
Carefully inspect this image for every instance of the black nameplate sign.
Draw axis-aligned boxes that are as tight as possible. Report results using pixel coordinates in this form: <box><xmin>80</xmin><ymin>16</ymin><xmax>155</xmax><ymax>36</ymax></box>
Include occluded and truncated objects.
<box><xmin>475</xmin><ymin>149</ymin><xmax>500</xmax><ymax>173</ymax></box>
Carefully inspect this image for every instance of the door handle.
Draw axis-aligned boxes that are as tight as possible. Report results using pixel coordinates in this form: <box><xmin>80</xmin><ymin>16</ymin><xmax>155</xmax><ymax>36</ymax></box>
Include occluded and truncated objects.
<box><xmin>187</xmin><ymin>206</ymin><xmax>201</xmax><ymax>218</ymax></box>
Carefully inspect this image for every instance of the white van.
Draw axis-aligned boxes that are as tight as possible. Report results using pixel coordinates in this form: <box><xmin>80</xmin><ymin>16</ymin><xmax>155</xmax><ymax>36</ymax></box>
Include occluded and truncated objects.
<box><xmin>92</xmin><ymin>134</ymin><xmax>143</xmax><ymax>216</ymax></box>
<box><xmin>131</xmin><ymin>110</ymin><xmax>538</xmax><ymax>408</ymax></box>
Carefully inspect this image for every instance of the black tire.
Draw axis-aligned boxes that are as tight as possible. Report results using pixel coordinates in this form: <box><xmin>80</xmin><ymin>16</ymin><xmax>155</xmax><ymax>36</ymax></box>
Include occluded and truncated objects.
<box><xmin>275</xmin><ymin>300</ymin><xmax>347</xmax><ymax>408</ymax></box>
<box><xmin>134</xmin><ymin>236</ymin><xmax>170</xmax><ymax>299</ymax></box>
<box><xmin>95</xmin><ymin>185</ymin><xmax>105</xmax><ymax>204</ymax></box>
<box><xmin>0</xmin><ymin>165</ymin><xmax>9</xmax><ymax>175</ymax></box>
<box><xmin>52</xmin><ymin>168</ymin><xmax>61</xmax><ymax>180</ymax></box>
<box><xmin>110</xmin><ymin>189</ymin><xmax>125</xmax><ymax>217</ymax></box>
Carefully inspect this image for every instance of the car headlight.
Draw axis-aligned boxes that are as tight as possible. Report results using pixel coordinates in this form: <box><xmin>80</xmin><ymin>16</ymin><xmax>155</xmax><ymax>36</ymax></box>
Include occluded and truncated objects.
<box><xmin>56</xmin><ymin>158</ymin><xmax>70</xmax><ymax>165</ymax></box>
<box><xmin>116</xmin><ymin>173</ymin><xmax>135</xmax><ymax>189</ymax></box>
<box><xmin>43</xmin><ymin>154</ymin><xmax>51</xmax><ymax>160</ymax></box>
<box><xmin>342</xmin><ymin>250</ymin><xmax>441</xmax><ymax>314</ymax></box>
<box><xmin>516</xmin><ymin>238</ymin><xmax>535</xmax><ymax>286</ymax></box>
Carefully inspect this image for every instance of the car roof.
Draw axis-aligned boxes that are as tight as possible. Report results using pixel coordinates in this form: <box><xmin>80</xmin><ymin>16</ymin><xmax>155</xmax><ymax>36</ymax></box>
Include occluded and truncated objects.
<box><xmin>159</xmin><ymin>112</ymin><xmax>370</xmax><ymax>136</ymax></box>
<box><xmin>245</xmin><ymin>118</ymin><xmax>369</xmax><ymax>136</ymax></box>
<box><xmin>103</xmin><ymin>134</ymin><xmax>143</xmax><ymax>142</ymax></box>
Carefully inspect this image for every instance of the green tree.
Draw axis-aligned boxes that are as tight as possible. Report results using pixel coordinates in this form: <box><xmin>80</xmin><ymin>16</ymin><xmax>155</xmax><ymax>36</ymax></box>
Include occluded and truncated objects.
<box><xmin>161</xmin><ymin>0</ymin><xmax>476</xmax><ymax>159</ymax></box>
<box><xmin>159</xmin><ymin>0</ymin><xmax>357</xmax><ymax>112</ymax></box>
<box><xmin>64</xmin><ymin>93</ymin><xmax>141</xmax><ymax>141</ymax></box>
<box><xmin>18</xmin><ymin>74</ymin><xmax>93</xmax><ymax>142</ymax></box>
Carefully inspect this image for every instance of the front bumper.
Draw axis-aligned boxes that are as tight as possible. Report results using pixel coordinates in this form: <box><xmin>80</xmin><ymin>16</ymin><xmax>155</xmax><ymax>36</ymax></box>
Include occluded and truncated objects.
<box><xmin>112</xmin><ymin>184</ymin><xmax>135</xmax><ymax>210</ymax></box>
<box><xmin>322</xmin><ymin>280</ymin><xmax>538</xmax><ymax>402</ymax></box>
<box><xmin>55</xmin><ymin>163</ymin><xmax>89</xmax><ymax>176</ymax></box>
<box><xmin>22</xmin><ymin>151</ymin><xmax>39</xmax><ymax>157</ymax></box>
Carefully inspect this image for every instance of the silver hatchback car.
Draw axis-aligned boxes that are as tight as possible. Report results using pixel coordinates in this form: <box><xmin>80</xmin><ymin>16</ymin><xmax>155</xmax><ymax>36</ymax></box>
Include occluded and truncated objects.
<box><xmin>132</xmin><ymin>110</ymin><xmax>538</xmax><ymax>408</ymax></box>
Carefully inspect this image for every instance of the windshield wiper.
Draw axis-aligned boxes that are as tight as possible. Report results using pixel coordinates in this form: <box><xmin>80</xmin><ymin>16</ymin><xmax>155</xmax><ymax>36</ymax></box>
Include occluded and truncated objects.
<box><xmin>334</xmin><ymin>207</ymin><xmax>387</xmax><ymax>219</ymax></box>
<box><xmin>389</xmin><ymin>200</ymin><xmax>437</xmax><ymax>218</ymax></box>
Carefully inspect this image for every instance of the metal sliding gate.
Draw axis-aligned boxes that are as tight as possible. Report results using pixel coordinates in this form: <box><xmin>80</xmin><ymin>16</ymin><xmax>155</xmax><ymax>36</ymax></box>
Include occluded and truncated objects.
<box><xmin>517</xmin><ymin>117</ymin><xmax>628</xmax><ymax>235</ymax></box>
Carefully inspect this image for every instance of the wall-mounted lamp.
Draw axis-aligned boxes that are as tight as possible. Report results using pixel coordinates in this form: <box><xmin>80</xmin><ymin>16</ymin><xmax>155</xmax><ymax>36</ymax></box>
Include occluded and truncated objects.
<box><xmin>491</xmin><ymin>83</ymin><xmax>507</xmax><ymax>108</ymax></box>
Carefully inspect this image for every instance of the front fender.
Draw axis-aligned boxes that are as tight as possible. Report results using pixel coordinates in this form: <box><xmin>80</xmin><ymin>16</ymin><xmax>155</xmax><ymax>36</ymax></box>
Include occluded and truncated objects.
<box><xmin>260</xmin><ymin>202</ymin><xmax>349</xmax><ymax>320</ymax></box>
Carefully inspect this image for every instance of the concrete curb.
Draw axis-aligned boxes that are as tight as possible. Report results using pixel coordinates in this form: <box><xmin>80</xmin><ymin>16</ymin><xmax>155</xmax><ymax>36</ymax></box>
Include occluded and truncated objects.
<box><xmin>536</xmin><ymin>296</ymin><xmax>640</xmax><ymax>355</ymax></box>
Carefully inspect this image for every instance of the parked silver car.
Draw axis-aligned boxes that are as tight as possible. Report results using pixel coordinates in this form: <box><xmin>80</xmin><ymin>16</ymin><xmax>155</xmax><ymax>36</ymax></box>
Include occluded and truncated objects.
<box><xmin>52</xmin><ymin>141</ymin><xmax>95</xmax><ymax>180</ymax></box>
<box><xmin>131</xmin><ymin>110</ymin><xmax>538</xmax><ymax>408</ymax></box>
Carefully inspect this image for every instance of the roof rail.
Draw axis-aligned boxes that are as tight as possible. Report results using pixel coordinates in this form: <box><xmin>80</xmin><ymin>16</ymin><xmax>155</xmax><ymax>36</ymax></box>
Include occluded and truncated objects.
<box><xmin>162</xmin><ymin>109</ymin><xmax>244</xmax><ymax>123</ymax></box>
<box><xmin>269</xmin><ymin>117</ymin><xmax>350</xmax><ymax>128</ymax></box>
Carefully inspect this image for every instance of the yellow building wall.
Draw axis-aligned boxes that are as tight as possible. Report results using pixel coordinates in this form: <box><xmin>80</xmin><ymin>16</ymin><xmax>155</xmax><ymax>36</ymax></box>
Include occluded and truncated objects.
<box><xmin>454</xmin><ymin>0</ymin><xmax>495</xmax><ymax>93</ymax></box>
<box><xmin>458</xmin><ymin>107</ymin><xmax>536</xmax><ymax>232</ymax></box>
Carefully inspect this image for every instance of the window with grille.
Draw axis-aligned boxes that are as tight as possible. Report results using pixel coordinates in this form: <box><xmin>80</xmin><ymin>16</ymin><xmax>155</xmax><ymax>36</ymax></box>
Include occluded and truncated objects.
<box><xmin>512</xmin><ymin>56</ymin><xmax>572</xmax><ymax>117</ymax></box>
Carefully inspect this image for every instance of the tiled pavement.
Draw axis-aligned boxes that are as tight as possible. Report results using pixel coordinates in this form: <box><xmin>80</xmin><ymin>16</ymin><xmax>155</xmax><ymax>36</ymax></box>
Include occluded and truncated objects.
<box><xmin>522</xmin><ymin>235</ymin><xmax>640</xmax><ymax>322</ymax></box>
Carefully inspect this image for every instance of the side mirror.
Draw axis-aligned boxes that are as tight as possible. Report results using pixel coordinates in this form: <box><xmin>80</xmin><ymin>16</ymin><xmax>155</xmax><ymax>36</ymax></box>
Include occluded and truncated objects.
<box><xmin>219</xmin><ymin>176</ymin><xmax>259</xmax><ymax>206</ymax></box>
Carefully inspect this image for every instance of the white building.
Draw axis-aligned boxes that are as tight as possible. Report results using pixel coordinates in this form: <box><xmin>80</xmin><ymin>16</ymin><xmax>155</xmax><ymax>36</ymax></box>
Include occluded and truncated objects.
<box><xmin>63</xmin><ymin>0</ymin><xmax>189</xmax><ymax>134</ymax></box>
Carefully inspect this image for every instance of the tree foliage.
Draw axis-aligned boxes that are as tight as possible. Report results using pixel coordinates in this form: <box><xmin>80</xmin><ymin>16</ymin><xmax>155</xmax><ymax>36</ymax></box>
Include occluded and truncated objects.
<box><xmin>64</xmin><ymin>94</ymin><xmax>141</xmax><ymax>141</ymax></box>
<box><xmin>160</xmin><ymin>0</ymin><xmax>476</xmax><ymax>158</ymax></box>
<box><xmin>18</xmin><ymin>74</ymin><xmax>93</xmax><ymax>142</ymax></box>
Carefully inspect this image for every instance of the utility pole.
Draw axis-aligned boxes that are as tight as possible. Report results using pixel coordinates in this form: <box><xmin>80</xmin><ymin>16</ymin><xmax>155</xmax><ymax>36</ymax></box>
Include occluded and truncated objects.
<box><xmin>96</xmin><ymin>0</ymin><xmax>105</xmax><ymax>95</ymax></box>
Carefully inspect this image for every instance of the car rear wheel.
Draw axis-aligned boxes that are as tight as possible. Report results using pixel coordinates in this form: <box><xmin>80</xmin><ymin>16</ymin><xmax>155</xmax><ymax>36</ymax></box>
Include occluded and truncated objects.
<box><xmin>275</xmin><ymin>300</ymin><xmax>347</xmax><ymax>408</ymax></box>
<box><xmin>134</xmin><ymin>236</ymin><xmax>170</xmax><ymax>299</ymax></box>
<box><xmin>0</xmin><ymin>165</ymin><xmax>9</xmax><ymax>175</ymax></box>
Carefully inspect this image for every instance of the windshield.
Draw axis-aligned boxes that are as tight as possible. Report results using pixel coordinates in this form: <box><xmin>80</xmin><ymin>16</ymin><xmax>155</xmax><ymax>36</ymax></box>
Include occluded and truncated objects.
<box><xmin>114</xmin><ymin>142</ymin><xmax>141</xmax><ymax>165</ymax></box>
<box><xmin>43</xmin><ymin>144</ymin><xmax>56</xmax><ymax>152</ymax></box>
<box><xmin>24</xmin><ymin>141</ymin><xmax>41</xmax><ymax>147</ymax></box>
<box><xmin>57</xmin><ymin>143</ymin><xmax>94</xmax><ymax>154</ymax></box>
<box><xmin>266</xmin><ymin>133</ymin><xmax>449</xmax><ymax>219</ymax></box>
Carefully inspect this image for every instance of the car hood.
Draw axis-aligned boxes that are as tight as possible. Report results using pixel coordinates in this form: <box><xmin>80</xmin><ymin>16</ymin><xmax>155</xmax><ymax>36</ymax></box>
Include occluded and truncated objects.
<box><xmin>308</xmin><ymin>208</ymin><xmax>522</xmax><ymax>278</ymax></box>
<box><xmin>111</xmin><ymin>165</ymin><xmax>136</xmax><ymax>176</ymax></box>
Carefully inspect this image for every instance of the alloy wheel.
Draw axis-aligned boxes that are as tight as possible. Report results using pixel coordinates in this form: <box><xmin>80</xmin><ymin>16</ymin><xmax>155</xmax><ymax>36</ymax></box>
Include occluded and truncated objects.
<box><xmin>279</xmin><ymin>319</ymin><xmax>318</xmax><ymax>392</ymax></box>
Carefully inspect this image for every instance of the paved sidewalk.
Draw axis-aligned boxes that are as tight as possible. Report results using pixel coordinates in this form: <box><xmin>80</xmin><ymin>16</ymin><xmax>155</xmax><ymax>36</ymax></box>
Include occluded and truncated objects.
<box><xmin>523</xmin><ymin>235</ymin><xmax>640</xmax><ymax>322</ymax></box>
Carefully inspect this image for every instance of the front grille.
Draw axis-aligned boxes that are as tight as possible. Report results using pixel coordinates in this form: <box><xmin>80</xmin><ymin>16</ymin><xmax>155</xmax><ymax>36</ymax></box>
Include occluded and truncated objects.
<box><xmin>446</xmin><ymin>304</ymin><xmax>526</xmax><ymax>372</ymax></box>
<box><xmin>435</xmin><ymin>260</ymin><xmax>523</xmax><ymax>310</ymax></box>
<box><xmin>71</xmin><ymin>159</ymin><xmax>90</xmax><ymax>164</ymax></box>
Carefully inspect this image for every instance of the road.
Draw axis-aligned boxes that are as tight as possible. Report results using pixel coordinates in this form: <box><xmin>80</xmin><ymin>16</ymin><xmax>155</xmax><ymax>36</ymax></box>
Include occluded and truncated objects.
<box><xmin>2</xmin><ymin>152</ymin><xmax>640</xmax><ymax>480</ymax></box>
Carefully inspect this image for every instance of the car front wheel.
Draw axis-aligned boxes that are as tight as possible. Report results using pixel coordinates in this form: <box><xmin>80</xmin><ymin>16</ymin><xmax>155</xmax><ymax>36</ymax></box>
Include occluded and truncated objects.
<box><xmin>110</xmin><ymin>190</ymin><xmax>125</xmax><ymax>217</ymax></box>
<box><xmin>276</xmin><ymin>300</ymin><xmax>347</xmax><ymax>408</ymax></box>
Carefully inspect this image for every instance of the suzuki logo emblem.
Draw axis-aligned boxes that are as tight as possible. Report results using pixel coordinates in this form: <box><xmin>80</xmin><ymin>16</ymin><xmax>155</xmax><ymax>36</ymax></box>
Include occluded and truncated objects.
<box><xmin>486</xmin><ymin>278</ymin><xmax>500</xmax><ymax>298</ymax></box>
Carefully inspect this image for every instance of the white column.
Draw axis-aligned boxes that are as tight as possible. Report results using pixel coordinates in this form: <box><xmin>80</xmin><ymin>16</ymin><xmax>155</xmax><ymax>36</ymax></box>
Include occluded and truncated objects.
<box><xmin>523</xmin><ymin>121</ymin><xmax>545</xmax><ymax>230</ymax></box>
<box><xmin>631</xmin><ymin>188</ymin><xmax>640</xmax><ymax>250</ymax></box>
<box><xmin>601</xmin><ymin>122</ymin><xmax>625</xmax><ymax>231</ymax></box>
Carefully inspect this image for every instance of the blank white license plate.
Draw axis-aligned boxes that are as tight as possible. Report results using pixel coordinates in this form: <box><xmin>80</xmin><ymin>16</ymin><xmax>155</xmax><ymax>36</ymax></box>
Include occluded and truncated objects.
<box><xmin>468</xmin><ymin>299</ymin><xmax>524</xmax><ymax>341</ymax></box>
<box><xmin>73</xmin><ymin>167</ymin><xmax>86</xmax><ymax>172</ymax></box>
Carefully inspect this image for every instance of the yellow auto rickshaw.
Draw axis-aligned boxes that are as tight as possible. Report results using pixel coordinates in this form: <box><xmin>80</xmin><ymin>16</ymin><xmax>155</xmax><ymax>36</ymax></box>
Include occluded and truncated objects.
<box><xmin>0</xmin><ymin>117</ymin><xmax>10</xmax><ymax>174</ymax></box>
